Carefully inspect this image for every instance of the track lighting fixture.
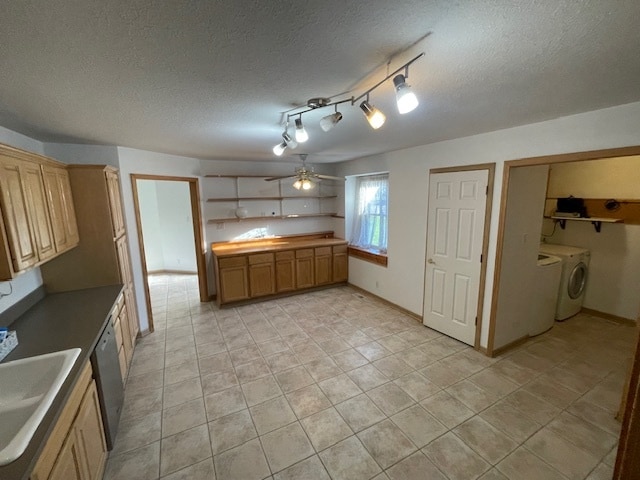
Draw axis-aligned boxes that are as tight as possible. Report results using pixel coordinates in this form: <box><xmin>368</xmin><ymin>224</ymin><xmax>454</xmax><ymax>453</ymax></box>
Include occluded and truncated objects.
<box><xmin>272</xmin><ymin>141</ymin><xmax>287</xmax><ymax>156</ymax></box>
<box><xmin>282</xmin><ymin>132</ymin><xmax>297</xmax><ymax>149</ymax></box>
<box><xmin>295</xmin><ymin>117</ymin><xmax>309</xmax><ymax>143</ymax></box>
<box><xmin>393</xmin><ymin>73</ymin><xmax>419</xmax><ymax>114</ymax></box>
<box><xmin>320</xmin><ymin>105</ymin><xmax>343</xmax><ymax>132</ymax></box>
<box><xmin>360</xmin><ymin>100</ymin><xmax>386</xmax><ymax>129</ymax></box>
<box><xmin>271</xmin><ymin>51</ymin><xmax>425</xmax><ymax>153</ymax></box>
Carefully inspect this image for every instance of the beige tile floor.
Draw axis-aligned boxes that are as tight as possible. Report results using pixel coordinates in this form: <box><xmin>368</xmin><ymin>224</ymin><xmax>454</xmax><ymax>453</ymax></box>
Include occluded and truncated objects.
<box><xmin>104</xmin><ymin>274</ymin><xmax>634</xmax><ymax>480</ymax></box>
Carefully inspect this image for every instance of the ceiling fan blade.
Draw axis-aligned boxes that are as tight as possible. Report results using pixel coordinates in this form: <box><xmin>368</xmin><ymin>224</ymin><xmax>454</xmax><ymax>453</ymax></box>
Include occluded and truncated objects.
<box><xmin>314</xmin><ymin>174</ymin><xmax>345</xmax><ymax>181</ymax></box>
<box><xmin>264</xmin><ymin>175</ymin><xmax>296</xmax><ymax>181</ymax></box>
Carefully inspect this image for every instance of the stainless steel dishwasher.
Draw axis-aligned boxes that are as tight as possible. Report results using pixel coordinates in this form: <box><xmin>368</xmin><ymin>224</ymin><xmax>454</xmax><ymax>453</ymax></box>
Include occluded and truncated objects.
<box><xmin>90</xmin><ymin>318</ymin><xmax>124</xmax><ymax>450</ymax></box>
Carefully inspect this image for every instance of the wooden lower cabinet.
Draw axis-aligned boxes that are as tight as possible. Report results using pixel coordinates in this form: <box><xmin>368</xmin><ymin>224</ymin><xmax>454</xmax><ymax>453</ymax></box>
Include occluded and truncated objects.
<box><xmin>314</xmin><ymin>247</ymin><xmax>332</xmax><ymax>285</ymax></box>
<box><xmin>47</xmin><ymin>435</ymin><xmax>83</xmax><ymax>480</ymax></box>
<box><xmin>218</xmin><ymin>256</ymin><xmax>249</xmax><ymax>303</ymax></box>
<box><xmin>213</xmin><ymin>240</ymin><xmax>348</xmax><ymax>306</ymax></box>
<box><xmin>295</xmin><ymin>249</ymin><xmax>315</xmax><ymax>289</ymax></box>
<box><xmin>333</xmin><ymin>245</ymin><xmax>348</xmax><ymax>283</ymax></box>
<box><xmin>249</xmin><ymin>253</ymin><xmax>275</xmax><ymax>297</ymax></box>
<box><xmin>275</xmin><ymin>251</ymin><xmax>295</xmax><ymax>292</ymax></box>
<box><xmin>74</xmin><ymin>382</ymin><xmax>107</xmax><ymax>480</ymax></box>
<box><xmin>31</xmin><ymin>362</ymin><xmax>107</xmax><ymax>480</ymax></box>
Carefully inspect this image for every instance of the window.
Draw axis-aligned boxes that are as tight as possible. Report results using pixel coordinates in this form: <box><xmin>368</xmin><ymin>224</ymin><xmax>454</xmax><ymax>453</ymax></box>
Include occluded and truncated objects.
<box><xmin>350</xmin><ymin>173</ymin><xmax>389</xmax><ymax>254</ymax></box>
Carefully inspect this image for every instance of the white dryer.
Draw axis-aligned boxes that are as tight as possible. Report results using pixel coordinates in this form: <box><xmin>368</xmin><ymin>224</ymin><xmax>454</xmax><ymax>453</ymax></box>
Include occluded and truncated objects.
<box><xmin>539</xmin><ymin>243</ymin><xmax>590</xmax><ymax>320</ymax></box>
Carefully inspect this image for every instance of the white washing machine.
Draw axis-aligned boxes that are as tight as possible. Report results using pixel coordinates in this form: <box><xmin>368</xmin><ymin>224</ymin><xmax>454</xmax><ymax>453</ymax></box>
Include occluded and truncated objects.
<box><xmin>539</xmin><ymin>243</ymin><xmax>591</xmax><ymax>320</ymax></box>
<box><xmin>530</xmin><ymin>253</ymin><xmax>563</xmax><ymax>335</ymax></box>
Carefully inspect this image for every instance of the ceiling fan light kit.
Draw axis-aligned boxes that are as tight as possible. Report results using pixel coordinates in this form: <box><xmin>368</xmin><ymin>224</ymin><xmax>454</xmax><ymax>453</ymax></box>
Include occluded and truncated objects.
<box><xmin>272</xmin><ymin>52</ymin><xmax>424</xmax><ymax>155</ymax></box>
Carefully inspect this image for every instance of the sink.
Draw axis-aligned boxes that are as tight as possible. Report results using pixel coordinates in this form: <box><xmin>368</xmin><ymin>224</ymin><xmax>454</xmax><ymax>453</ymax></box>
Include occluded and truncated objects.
<box><xmin>0</xmin><ymin>348</ymin><xmax>81</xmax><ymax>466</ymax></box>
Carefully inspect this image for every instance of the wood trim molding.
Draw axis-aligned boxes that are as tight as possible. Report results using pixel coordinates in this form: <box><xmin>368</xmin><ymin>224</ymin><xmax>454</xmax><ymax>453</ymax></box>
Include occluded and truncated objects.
<box><xmin>348</xmin><ymin>246</ymin><xmax>388</xmax><ymax>266</ymax></box>
<box><xmin>130</xmin><ymin>174</ymin><xmax>210</xmax><ymax>333</ymax></box>
<box><xmin>581</xmin><ymin>307</ymin><xmax>637</xmax><ymax>326</ymax></box>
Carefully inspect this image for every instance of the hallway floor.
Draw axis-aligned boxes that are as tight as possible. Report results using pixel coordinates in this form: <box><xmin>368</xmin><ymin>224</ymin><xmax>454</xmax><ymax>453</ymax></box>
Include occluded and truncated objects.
<box><xmin>104</xmin><ymin>274</ymin><xmax>634</xmax><ymax>480</ymax></box>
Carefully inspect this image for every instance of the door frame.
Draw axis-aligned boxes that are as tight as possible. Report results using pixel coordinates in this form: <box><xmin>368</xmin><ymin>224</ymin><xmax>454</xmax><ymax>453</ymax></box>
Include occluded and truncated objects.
<box><xmin>483</xmin><ymin>145</ymin><xmax>640</xmax><ymax>479</ymax></box>
<box><xmin>130</xmin><ymin>174</ymin><xmax>209</xmax><ymax>332</ymax></box>
<box><xmin>424</xmin><ymin>163</ymin><xmax>495</xmax><ymax>350</ymax></box>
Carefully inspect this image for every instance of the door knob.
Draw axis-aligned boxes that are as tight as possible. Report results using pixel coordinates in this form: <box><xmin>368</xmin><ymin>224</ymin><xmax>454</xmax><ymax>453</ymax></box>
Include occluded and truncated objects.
<box><xmin>427</xmin><ymin>258</ymin><xmax>435</xmax><ymax>264</ymax></box>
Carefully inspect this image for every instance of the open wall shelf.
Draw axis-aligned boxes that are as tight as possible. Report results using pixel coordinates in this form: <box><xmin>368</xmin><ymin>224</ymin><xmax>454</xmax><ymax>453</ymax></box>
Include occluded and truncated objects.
<box><xmin>207</xmin><ymin>195</ymin><xmax>337</xmax><ymax>202</ymax></box>
<box><xmin>207</xmin><ymin>213</ymin><xmax>339</xmax><ymax>224</ymax></box>
<box><xmin>549</xmin><ymin>215</ymin><xmax>623</xmax><ymax>232</ymax></box>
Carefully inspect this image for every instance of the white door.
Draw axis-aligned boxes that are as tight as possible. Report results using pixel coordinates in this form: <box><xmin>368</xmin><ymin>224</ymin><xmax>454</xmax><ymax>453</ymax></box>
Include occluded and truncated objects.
<box><xmin>423</xmin><ymin>170</ymin><xmax>488</xmax><ymax>345</ymax></box>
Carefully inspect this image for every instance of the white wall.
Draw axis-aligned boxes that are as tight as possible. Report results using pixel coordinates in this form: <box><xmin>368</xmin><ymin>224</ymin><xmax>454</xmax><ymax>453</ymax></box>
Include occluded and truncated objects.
<box><xmin>0</xmin><ymin>127</ymin><xmax>45</xmax><ymax>315</ymax></box>
<box><xmin>44</xmin><ymin>143</ymin><xmax>120</xmax><ymax>167</ymax></box>
<box><xmin>494</xmin><ymin>165</ymin><xmax>549</xmax><ymax>348</ymax></box>
<box><xmin>136</xmin><ymin>181</ymin><xmax>165</xmax><ymax>271</ymax></box>
<box><xmin>156</xmin><ymin>181</ymin><xmax>197</xmax><ymax>271</ymax></box>
<box><xmin>335</xmin><ymin>101</ymin><xmax>640</xmax><ymax>348</ymax></box>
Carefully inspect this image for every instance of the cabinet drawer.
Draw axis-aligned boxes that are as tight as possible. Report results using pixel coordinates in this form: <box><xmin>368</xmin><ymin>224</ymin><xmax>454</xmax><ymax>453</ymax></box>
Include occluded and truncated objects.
<box><xmin>315</xmin><ymin>246</ymin><xmax>331</xmax><ymax>256</ymax></box>
<box><xmin>218</xmin><ymin>256</ymin><xmax>247</xmax><ymax>268</ymax></box>
<box><xmin>275</xmin><ymin>250</ymin><xmax>294</xmax><ymax>261</ymax></box>
<box><xmin>333</xmin><ymin>244</ymin><xmax>347</xmax><ymax>254</ymax></box>
<box><xmin>248</xmin><ymin>252</ymin><xmax>274</xmax><ymax>265</ymax></box>
<box><xmin>295</xmin><ymin>248</ymin><xmax>314</xmax><ymax>259</ymax></box>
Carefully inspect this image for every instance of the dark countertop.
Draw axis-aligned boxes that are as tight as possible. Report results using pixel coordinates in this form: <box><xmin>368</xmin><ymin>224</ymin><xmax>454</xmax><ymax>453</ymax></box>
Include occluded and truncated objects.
<box><xmin>0</xmin><ymin>284</ymin><xmax>123</xmax><ymax>480</ymax></box>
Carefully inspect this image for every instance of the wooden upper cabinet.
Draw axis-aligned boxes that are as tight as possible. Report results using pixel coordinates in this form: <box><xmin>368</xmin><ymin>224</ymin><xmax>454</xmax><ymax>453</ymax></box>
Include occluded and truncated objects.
<box><xmin>105</xmin><ymin>169</ymin><xmax>125</xmax><ymax>239</ymax></box>
<box><xmin>22</xmin><ymin>161</ymin><xmax>56</xmax><ymax>262</ymax></box>
<box><xmin>42</xmin><ymin>165</ymin><xmax>79</xmax><ymax>252</ymax></box>
<box><xmin>0</xmin><ymin>156</ymin><xmax>39</xmax><ymax>272</ymax></box>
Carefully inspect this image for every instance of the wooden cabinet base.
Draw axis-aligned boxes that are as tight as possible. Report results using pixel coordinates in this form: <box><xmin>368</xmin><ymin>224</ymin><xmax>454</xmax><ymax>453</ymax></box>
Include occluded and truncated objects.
<box><xmin>212</xmin><ymin>234</ymin><xmax>348</xmax><ymax>308</ymax></box>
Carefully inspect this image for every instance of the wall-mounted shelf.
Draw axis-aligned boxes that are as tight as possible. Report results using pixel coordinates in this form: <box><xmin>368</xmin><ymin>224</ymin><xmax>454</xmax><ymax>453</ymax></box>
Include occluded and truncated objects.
<box><xmin>207</xmin><ymin>213</ymin><xmax>339</xmax><ymax>224</ymax></box>
<box><xmin>207</xmin><ymin>195</ymin><xmax>337</xmax><ymax>202</ymax></box>
<box><xmin>204</xmin><ymin>174</ymin><xmax>343</xmax><ymax>225</ymax></box>
<box><xmin>550</xmin><ymin>216</ymin><xmax>623</xmax><ymax>233</ymax></box>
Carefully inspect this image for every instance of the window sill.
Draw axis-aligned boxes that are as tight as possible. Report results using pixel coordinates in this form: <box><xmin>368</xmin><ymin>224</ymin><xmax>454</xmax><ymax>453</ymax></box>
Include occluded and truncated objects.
<box><xmin>348</xmin><ymin>246</ymin><xmax>388</xmax><ymax>267</ymax></box>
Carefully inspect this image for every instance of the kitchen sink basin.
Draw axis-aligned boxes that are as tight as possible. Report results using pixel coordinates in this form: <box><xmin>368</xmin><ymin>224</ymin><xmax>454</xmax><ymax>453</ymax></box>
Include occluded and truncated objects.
<box><xmin>0</xmin><ymin>348</ymin><xmax>81</xmax><ymax>466</ymax></box>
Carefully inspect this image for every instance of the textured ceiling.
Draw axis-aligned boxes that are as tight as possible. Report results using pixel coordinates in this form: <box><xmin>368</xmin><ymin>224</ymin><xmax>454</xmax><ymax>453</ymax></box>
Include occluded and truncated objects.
<box><xmin>1</xmin><ymin>1</ymin><xmax>640</xmax><ymax>163</ymax></box>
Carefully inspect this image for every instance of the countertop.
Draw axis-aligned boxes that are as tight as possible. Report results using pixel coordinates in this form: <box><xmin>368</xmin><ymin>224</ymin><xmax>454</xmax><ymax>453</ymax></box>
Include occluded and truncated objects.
<box><xmin>0</xmin><ymin>284</ymin><xmax>124</xmax><ymax>480</ymax></box>
<box><xmin>211</xmin><ymin>237</ymin><xmax>347</xmax><ymax>257</ymax></box>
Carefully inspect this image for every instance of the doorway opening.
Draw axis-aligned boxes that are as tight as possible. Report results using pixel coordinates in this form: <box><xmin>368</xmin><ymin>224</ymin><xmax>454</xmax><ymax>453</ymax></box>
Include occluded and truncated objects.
<box><xmin>487</xmin><ymin>146</ymin><xmax>640</xmax><ymax>479</ymax></box>
<box><xmin>131</xmin><ymin>174</ymin><xmax>208</xmax><ymax>332</ymax></box>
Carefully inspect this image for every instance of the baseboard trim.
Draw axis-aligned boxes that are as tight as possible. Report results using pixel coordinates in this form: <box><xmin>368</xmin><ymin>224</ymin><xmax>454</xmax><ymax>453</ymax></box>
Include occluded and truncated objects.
<box><xmin>581</xmin><ymin>307</ymin><xmax>637</xmax><ymax>326</ymax></box>
<box><xmin>347</xmin><ymin>284</ymin><xmax>422</xmax><ymax>323</ymax></box>
<box><xmin>490</xmin><ymin>335</ymin><xmax>529</xmax><ymax>358</ymax></box>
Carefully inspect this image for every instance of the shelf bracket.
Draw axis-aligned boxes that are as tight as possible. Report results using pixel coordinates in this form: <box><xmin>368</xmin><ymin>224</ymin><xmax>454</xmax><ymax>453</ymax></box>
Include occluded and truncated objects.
<box><xmin>591</xmin><ymin>220</ymin><xmax>602</xmax><ymax>233</ymax></box>
<box><xmin>557</xmin><ymin>219</ymin><xmax>566</xmax><ymax>230</ymax></box>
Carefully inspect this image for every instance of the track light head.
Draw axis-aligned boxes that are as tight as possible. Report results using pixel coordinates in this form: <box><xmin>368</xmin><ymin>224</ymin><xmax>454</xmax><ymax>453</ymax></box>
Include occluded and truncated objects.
<box><xmin>282</xmin><ymin>132</ymin><xmax>297</xmax><ymax>149</ymax></box>
<box><xmin>272</xmin><ymin>141</ymin><xmax>287</xmax><ymax>156</ymax></box>
<box><xmin>319</xmin><ymin>112</ymin><xmax>343</xmax><ymax>132</ymax></box>
<box><xmin>360</xmin><ymin>101</ymin><xmax>386</xmax><ymax>129</ymax></box>
<box><xmin>295</xmin><ymin>117</ymin><xmax>309</xmax><ymax>142</ymax></box>
<box><xmin>393</xmin><ymin>74</ymin><xmax>419</xmax><ymax>114</ymax></box>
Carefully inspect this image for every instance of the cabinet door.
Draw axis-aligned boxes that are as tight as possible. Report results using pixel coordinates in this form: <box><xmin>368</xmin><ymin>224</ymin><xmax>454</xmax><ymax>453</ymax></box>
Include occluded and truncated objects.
<box><xmin>48</xmin><ymin>434</ymin><xmax>83</xmax><ymax>480</ymax></box>
<box><xmin>115</xmin><ymin>235</ymin><xmax>132</xmax><ymax>286</ymax></box>
<box><xmin>22</xmin><ymin>162</ymin><xmax>56</xmax><ymax>262</ymax></box>
<box><xmin>249</xmin><ymin>263</ymin><xmax>275</xmax><ymax>297</ymax></box>
<box><xmin>295</xmin><ymin>249</ymin><xmax>314</xmax><ymax>289</ymax></box>
<box><xmin>42</xmin><ymin>165</ymin><xmax>80</xmax><ymax>253</ymax></box>
<box><xmin>275</xmin><ymin>252</ymin><xmax>296</xmax><ymax>293</ymax></box>
<box><xmin>219</xmin><ymin>262</ymin><xmax>249</xmax><ymax>303</ymax></box>
<box><xmin>105</xmin><ymin>170</ymin><xmax>125</xmax><ymax>239</ymax></box>
<box><xmin>74</xmin><ymin>381</ymin><xmax>107</xmax><ymax>480</ymax></box>
<box><xmin>333</xmin><ymin>246</ymin><xmax>348</xmax><ymax>283</ymax></box>
<box><xmin>0</xmin><ymin>157</ymin><xmax>38</xmax><ymax>271</ymax></box>
<box><xmin>315</xmin><ymin>247</ymin><xmax>332</xmax><ymax>285</ymax></box>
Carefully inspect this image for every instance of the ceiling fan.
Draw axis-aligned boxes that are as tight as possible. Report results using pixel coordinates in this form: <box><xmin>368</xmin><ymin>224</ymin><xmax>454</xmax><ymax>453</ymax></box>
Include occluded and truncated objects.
<box><xmin>265</xmin><ymin>154</ymin><xmax>345</xmax><ymax>190</ymax></box>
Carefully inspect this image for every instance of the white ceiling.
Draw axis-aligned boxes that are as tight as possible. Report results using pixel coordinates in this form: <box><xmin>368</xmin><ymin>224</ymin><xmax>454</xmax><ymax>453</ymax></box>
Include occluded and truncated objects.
<box><xmin>1</xmin><ymin>1</ymin><xmax>640</xmax><ymax>164</ymax></box>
